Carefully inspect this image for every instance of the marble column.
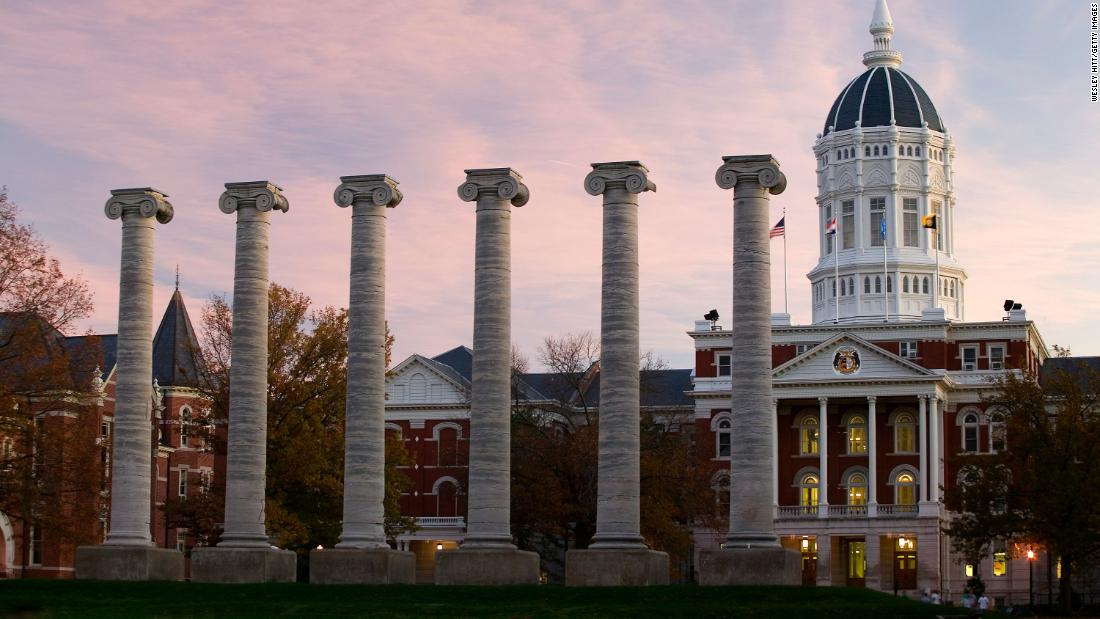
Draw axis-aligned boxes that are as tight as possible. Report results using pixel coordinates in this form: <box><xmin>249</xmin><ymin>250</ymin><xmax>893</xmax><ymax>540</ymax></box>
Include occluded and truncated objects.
<box><xmin>434</xmin><ymin>168</ymin><xmax>539</xmax><ymax>585</ymax></box>
<box><xmin>191</xmin><ymin>181</ymin><xmax>295</xmax><ymax>583</ymax></box>
<box><xmin>772</xmin><ymin>399</ymin><xmax>780</xmax><ymax>515</ymax></box>
<box><xmin>311</xmin><ymin>175</ymin><xmax>414</xmax><ymax>584</ymax></box>
<box><xmin>698</xmin><ymin>155</ymin><xmax>799</xmax><ymax>585</ymax></box>
<box><xmin>867</xmin><ymin>396</ymin><xmax>878</xmax><ymax>516</ymax></box>
<box><xmin>918</xmin><ymin>396</ymin><xmax>929</xmax><ymax>504</ymax></box>
<box><xmin>566</xmin><ymin>162</ymin><xmax>667</xmax><ymax>586</ymax></box>
<box><xmin>818</xmin><ymin>397</ymin><xmax>830</xmax><ymax>517</ymax></box>
<box><xmin>76</xmin><ymin>189</ymin><xmax>183</xmax><ymax>581</ymax></box>
<box><xmin>929</xmin><ymin>396</ymin><xmax>940</xmax><ymax>503</ymax></box>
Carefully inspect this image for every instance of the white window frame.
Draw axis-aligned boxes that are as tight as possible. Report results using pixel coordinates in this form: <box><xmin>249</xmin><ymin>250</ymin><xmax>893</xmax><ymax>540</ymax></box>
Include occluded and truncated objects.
<box><xmin>869</xmin><ymin>197</ymin><xmax>886</xmax><ymax>247</ymax></box>
<box><xmin>795</xmin><ymin>343</ymin><xmax>812</xmax><ymax>356</ymax></box>
<box><xmin>842</xmin><ymin>200</ymin><xmax>855</xmax><ymax>250</ymax></box>
<box><xmin>175</xmin><ymin>530</ymin><xmax>187</xmax><ymax>552</ymax></box>
<box><xmin>959</xmin><ymin>409</ymin><xmax>981</xmax><ymax>453</ymax></box>
<box><xmin>899</xmin><ymin>341</ymin><xmax>919</xmax><ymax>359</ymax></box>
<box><xmin>902</xmin><ymin>197</ymin><xmax>919</xmax><ymax>247</ymax></box>
<box><xmin>178</xmin><ymin>467</ymin><xmax>188</xmax><ymax>497</ymax></box>
<box><xmin>712</xmin><ymin>414</ymin><xmax>732</xmax><ymax>460</ymax></box>
<box><xmin>715</xmin><ymin>352</ymin><xmax>732</xmax><ymax>377</ymax></box>
<box><xmin>960</xmin><ymin>345</ymin><xmax>979</xmax><ymax>371</ymax></box>
<box><xmin>988</xmin><ymin>344</ymin><xmax>1006</xmax><ymax>371</ymax></box>
<box><xmin>179</xmin><ymin>405</ymin><xmax>192</xmax><ymax>448</ymax></box>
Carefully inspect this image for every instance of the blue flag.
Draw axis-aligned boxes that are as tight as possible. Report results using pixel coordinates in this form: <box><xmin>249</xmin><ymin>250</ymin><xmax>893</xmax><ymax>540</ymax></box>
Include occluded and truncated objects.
<box><xmin>880</xmin><ymin>217</ymin><xmax>887</xmax><ymax>240</ymax></box>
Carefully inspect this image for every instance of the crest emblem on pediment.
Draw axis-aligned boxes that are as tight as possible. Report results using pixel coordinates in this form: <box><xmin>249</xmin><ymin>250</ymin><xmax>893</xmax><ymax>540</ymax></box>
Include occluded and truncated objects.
<box><xmin>832</xmin><ymin>347</ymin><xmax>861</xmax><ymax>375</ymax></box>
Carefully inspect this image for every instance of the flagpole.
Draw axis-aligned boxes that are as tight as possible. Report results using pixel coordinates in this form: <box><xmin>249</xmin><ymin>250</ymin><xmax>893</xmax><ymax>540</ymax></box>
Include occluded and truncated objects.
<box><xmin>834</xmin><ymin>233</ymin><xmax>839</xmax><ymax>324</ymax></box>
<box><xmin>883</xmin><ymin>216</ymin><xmax>889</xmax><ymax>323</ymax></box>
<box><xmin>783</xmin><ymin>207</ymin><xmax>788</xmax><ymax>315</ymax></box>
<box><xmin>934</xmin><ymin>225</ymin><xmax>940</xmax><ymax>310</ymax></box>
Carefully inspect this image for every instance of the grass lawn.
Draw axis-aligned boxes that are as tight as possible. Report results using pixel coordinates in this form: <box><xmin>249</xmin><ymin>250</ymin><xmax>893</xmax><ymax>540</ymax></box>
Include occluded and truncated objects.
<box><xmin>0</xmin><ymin>581</ymin><xmax>974</xmax><ymax>618</ymax></box>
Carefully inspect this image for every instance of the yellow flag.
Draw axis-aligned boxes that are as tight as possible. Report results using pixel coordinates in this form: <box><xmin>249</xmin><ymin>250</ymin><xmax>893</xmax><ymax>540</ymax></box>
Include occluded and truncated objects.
<box><xmin>921</xmin><ymin>214</ymin><xmax>937</xmax><ymax>229</ymax></box>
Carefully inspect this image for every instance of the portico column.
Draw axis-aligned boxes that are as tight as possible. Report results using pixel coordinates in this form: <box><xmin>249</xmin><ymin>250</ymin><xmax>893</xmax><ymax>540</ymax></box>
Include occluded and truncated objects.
<box><xmin>818</xmin><ymin>396</ymin><xmax>830</xmax><ymax>517</ymax></box>
<box><xmin>191</xmin><ymin>181</ymin><xmax>295</xmax><ymax>583</ymax></box>
<box><xmin>867</xmin><ymin>396</ymin><xmax>878</xmax><ymax>516</ymax></box>
<box><xmin>311</xmin><ymin>175</ymin><xmax>414</xmax><ymax>584</ymax></box>
<box><xmin>919</xmin><ymin>396</ymin><xmax>929</xmax><ymax>503</ymax></box>
<box><xmin>76</xmin><ymin>189</ymin><xmax>183</xmax><ymax>581</ymax></box>
<box><xmin>435</xmin><ymin>168</ymin><xmax>539</xmax><ymax>585</ymax></box>
<box><xmin>772</xmin><ymin>399</ymin><xmax>780</xmax><ymax>515</ymax></box>
<box><xmin>566</xmin><ymin>162</ymin><xmax>667</xmax><ymax>586</ymax></box>
<box><xmin>929</xmin><ymin>396</ymin><xmax>940</xmax><ymax>503</ymax></box>
<box><xmin>697</xmin><ymin>155</ymin><xmax>799</xmax><ymax>586</ymax></box>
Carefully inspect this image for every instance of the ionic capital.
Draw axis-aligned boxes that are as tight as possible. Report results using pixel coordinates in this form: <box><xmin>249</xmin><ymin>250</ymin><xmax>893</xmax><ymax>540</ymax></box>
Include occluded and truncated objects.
<box><xmin>104</xmin><ymin>188</ymin><xmax>173</xmax><ymax>224</ymax></box>
<box><xmin>334</xmin><ymin>174</ymin><xmax>402</xmax><ymax>209</ymax></box>
<box><xmin>818</xmin><ymin>396</ymin><xmax>829</xmax><ymax>406</ymax></box>
<box><xmin>218</xmin><ymin>181</ymin><xmax>289</xmax><ymax>215</ymax></box>
<box><xmin>715</xmin><ymin>155</ymin><xmax>787</xmax><ymax>195</ymax></box>
<box><xmin>584</xmin><ymin>161</ymin><xmax>656</xmax><ymax>196</ymax></box>
<box><xmin>867</xmin><ymin>396</ymin><xmax>877</xmax><ymax>404</ymax></box>
<box><xmin>457</xmin><ymin>168</ymin><xmax>529</xmax><ymax>207</ymax></box>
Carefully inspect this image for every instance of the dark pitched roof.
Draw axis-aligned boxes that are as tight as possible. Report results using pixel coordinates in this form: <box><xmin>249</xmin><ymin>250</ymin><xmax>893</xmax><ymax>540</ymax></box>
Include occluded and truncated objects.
<box><xmin>823</xmin><ymin>67</ymin><xmax>944</xmax><ymax>135</ymax></box>
<box><xmin>583</xmin><ymin>369</ymin><xmax>694</xmax><ymax>408</ymax></box>
<box><xmin>150</xmin><ymin>289</ymin><xmax>205</xmax><ymax>388</ymax></box>
<box><xmin>64</xmin><ymin>334</ymin><xmax>116</xmax><ymax>381</ymax></box>
<box><xmin>1041</xmin><ymin>356</ymin><xmax>1100</xmax><ymax>387</ymax></box>
<box><xmin>431</xmin><ymin>346</ymin><xmax>473</xmax><ymax>382</ymax></box>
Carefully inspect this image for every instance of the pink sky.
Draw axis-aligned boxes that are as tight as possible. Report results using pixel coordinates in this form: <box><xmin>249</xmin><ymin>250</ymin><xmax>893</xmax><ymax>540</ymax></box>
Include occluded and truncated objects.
<box><xmin>1</xmin><ymin>0</ymin><xmax>1097</xmax><ymax>368</ymax></box>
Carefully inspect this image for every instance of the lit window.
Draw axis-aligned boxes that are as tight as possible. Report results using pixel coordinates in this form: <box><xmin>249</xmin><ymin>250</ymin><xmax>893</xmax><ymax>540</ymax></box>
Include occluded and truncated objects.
<box><xmin>965</xmin><ymin>564</ymin><xmax>974</xmax><ymax>578</ymax></box>
<box><xmin>848</xmin><ymin>541</ymin><xmax>866</xmax><ymax>579</ymax></box>
<box><xmin>847</xmin><ymin>472</ymin><xmax>867</xmax><ymax>506</ymax></box>
<box><xmin>800</xmin><ymin>417</ymin><xmax>819</xmax><ymax>455</ymax></box>
<box><xmin>993</xmin><ymin>541</ymin><xmax>1007</xmax><ymax>576</ymax></box>
<box><xmin>870</xmin><ymin>197</ymin><xmax>886</xmax><ymax>247</ymax></box>
<box><xmin>800</xmin><ymin>473</ymin><xmax>820</xmax><ymax>510</ymax></box>
<box><xmin>900</xmin><ymin>342</ymin><xmax>919</xmax><ymax>359</ymax></box>
<box><xmin>716</xmin><ymin>418</ymin><xmax>732</xmax><ymax>459</ymax></box>
<box><xmin>989</xmin><ymin>345</ymin><xmax>1006</xmax><ymax>371</ymax></box>
<box><xmin>962</xmin><ymin>413</ymin><xmax>980</xmax><ymax>453</ymax></box>
<box><xmin>895</xmin><ymin>413</ymin><xmax>916</xmax><ymax>453</ymax></box>
<box><xmin>847</xmin><ymin>415</ymin><xmax>867</xmax><ymax>455</ymax></box>
<box><xmin>716</xmin><ymin>353</ymin><xmax>732</xmax><ymax>377</ymax></box>
<box><xmin>895</xmin><ymin>471</ymin><xmax>916</xmax><ymax>505</ymax></box>
<box><xmin>842</xmin><ymin>200</ymin><xmax>855</xmax><ymax>249</ymax></box>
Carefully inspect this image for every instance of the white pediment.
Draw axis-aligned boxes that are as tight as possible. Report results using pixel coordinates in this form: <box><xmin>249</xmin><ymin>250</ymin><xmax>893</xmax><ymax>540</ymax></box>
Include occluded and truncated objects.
<box><xmin>773</xmin><ymin>333</ymin><xmax>937</xmax><ymax>382</ymax></box>
<box><xmin>386</xmin><ymin>355</ymin><xmax>469</xmax><ymax>405</ymax></box>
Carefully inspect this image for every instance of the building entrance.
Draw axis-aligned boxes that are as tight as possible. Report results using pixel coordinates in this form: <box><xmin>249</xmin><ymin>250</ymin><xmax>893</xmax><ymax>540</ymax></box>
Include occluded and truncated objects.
<box><xmin>894</xmin><ymin>537</ymin><xmax>917</xmax><ymax>590</ymax></box>
<box><xmin>800</xmin><ymin>537</ymin><xmax>817</xmax><ymax>585</ymax></box>
<box><xmin>844</xmin><ymin>538</ymin><xmax>866</xmax><ymax>587</ymax></box>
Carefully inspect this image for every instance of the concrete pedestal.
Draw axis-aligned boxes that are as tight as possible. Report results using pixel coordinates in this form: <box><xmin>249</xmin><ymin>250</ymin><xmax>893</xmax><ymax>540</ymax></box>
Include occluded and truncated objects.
<box><xmin>565</xmin><ymin>548</ymin><xmax>669</xmax><ymax>586</ymax></box>
<box><xmin>434</xmin><ymin>548</ymin><xmax>540</xmax><ymax>585</ymax></box>
<box><xmin>75</xmin><ymin>545</ymin><xmax>183</xmax><ymax>581</ymax></box>
<box><xmin>190</xmin><ymin>546</ymin><xmax>297</xmax><ymax>583</ymax></box>
<box><xmin>697</xmin><ymin>547</ymin><xmax>801</xmax><ymax>586</ymax></box>
<box><xmin>309</xmin><ymin>548</ymin><xmax>415</xmax><ymax>584</ymax></box>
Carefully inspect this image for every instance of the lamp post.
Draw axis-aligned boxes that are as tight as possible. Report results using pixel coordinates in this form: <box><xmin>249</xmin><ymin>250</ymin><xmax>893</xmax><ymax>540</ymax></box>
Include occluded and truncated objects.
<box><xmin>1027</xmin><ymin>547</ymin><xmax>1036</xmax><ymax>608</ymax></box>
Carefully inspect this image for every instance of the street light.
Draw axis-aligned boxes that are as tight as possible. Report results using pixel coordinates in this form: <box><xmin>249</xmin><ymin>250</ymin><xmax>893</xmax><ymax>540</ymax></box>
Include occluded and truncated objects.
<box><xmin>1027</xmin><ymin>547</ymin><xmax>1036</xmax><ymax>608</ymax></box>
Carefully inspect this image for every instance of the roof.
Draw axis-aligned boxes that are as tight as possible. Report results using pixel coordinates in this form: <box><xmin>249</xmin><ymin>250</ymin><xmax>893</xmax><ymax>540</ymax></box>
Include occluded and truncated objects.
<box><xmin>0</xmin><ymin>312</ymin><xmax>107</xmax><ymax>389</ymax></box>
<box><xmin>431</xmin><ymin>346</ymin><xmax>473</xmax><ymax>382</ymax></box>
<box><xmin>823</xmin><ymin>66</ymin><xmax>943</xmax><ymax>135</ymax></box>
<box><xmin>1041</xmin><ymin>356</ymin><xmax>1100</xmax><ymax>388</ymax></box>
<box><xmin>150</xmin><ymin>289</ymin><xmax>205</xmax><ymax>387</ymax></box>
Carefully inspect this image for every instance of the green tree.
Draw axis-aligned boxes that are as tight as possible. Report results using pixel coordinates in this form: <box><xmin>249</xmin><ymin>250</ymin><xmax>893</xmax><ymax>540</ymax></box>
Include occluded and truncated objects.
<box><xmin>944</xmin><ymin>350</ymin><xmax>1100</xmax><ymax>613</ymax></box>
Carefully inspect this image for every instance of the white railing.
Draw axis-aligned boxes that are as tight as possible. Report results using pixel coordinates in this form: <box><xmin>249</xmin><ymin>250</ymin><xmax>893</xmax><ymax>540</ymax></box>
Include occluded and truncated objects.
<box><xmin>776</xmin><ymin>504</ymin><xmax>918</xmax><ymax>519</ymax></box>
<box><xmin>776</xmin><ymin>506</ymin><xmax>818</xmax><ymax>518</ymax></box>
<box><xmin>876</xmin><ymin>504</ymin><xmax>919</xmax><ymax>517</ymax></box>
<box><xmin>414</xmin><ymin>516</ymin><xmax>466</xmax><ymax>528</ymax></box>
<box><xmin>828</xmin><ymin>505</ymin><xmax>868</xmax><ymax>517</ymax></box>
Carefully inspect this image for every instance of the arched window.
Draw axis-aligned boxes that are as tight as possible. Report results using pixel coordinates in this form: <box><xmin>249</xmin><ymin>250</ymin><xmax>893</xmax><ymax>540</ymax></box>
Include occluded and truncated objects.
<box><xmin>846</xmin><ymin>472</ymin><xmax>868</xmax><ymax>506</ymax></box>
<box><xmin>894</xmin><ymin>412</ymin><xmax>916</xmax><ymax>453</ymax></box>
<box><xmin>848</xmin><ymin>277</ymin><xmax>855</xmax><ymax>296</ymax></box>
<box><xmin>864</xmin><ymin>276</ymin><xmax>871</xmax><ymax>294</ymax></box>
<box><xmin>434</xmin><ymin>422</ymin><xmax>463</xmax><ymax>466</ymax></box>
<box><xmin>799</xmin><ymin>473</ymin><xmax>820</xmax><ymax>510</ymax></box>
<box><xmin>886</xmin><ymin>275</ymin><xmax>893</xmax><ymax>293</ymax></box>
<box><xmin>907</xmin><ymin>145</ymin><xmax>914</xmax><ymax>156</ymax></box>
<box><xmin>950</xmin><ymin>280</ymin><xmax>956</xmax><ymax>298</ymax></box>
<box><xmin>712</xmin><ymin>471</ymin><xmax>731</xmax><ymax>515</ymax></box>
<box><xmin>895</xmin><ymin>471</ymin><xmax>917</xmax><ymax>505</ymax></box>
<box><xmin>915</xmin><ymin>146</ymin><xmax>921</xmax><ymax>157</ymax></box>
<box><xmin>433</xmin><ymin>477</ymin><xmax>461</xmax><ymax>518</ymax></box>
<box><xmin>179</xmin><ymin>406</ymin><xmax>192</xmax><ymax>448</ymax></box>
<box><xmin>903</xmin><ymin>276</ymin><xmax>910</xmax><ymax>293</ymax></box>
<box><xmin>800</xmin><ymin>416</ymin><xmax>819</xmax><ymax>455</ymax></box>
<box><xmin>384</xmin><ymin>423</ymin><xmax>403</xmax><ymax>441</ymax></box>
<box><xmin>922</xmin><ymin>276</ymin><xmax>930</xmax><ymax>294</ymax></box>
<box><xmin>847</xmin><ymin>415</ymin><xmax>868</xmax><ymax>454</ymax></box>
<box><xmin>875</xmin><ymin>276</ymin><xmax>882</xmax><ymax>293</ymax></box>
<box><xmin>832</xmin><ymin>279</ymin><xmax>836</xmax><ymax>297</ymax></box>
<box><xmin>961</xmin><ymin>412</ymin><xmax>980</xmax><ymax>453</ymax></box>
<box><xmin>837</xmin><ymin>149</ymin><xmax>842</xmax><ymax>159</ymax></box>
<box><xmin>884</xmin><ymin>145</ymin><xmax>890</xmax><ymax>155</ymax></box>
<box><xmin>865</xmin><ymin>146</ymin><xmax>871</xmax><ymax>157</ymax></box>
<box><xmin>840</xmin><ymin>279</ymin><xmax>847</xmax><ymax>296</ymax></box>
<box><xmin>873</xmin><ymin>145</ymin><xmax>880</xmax><ymax>156</ymax></box>
<box><xmin>989</xmin><ymin>408</ymin><xmax>1007</xmax><ymax>453</ymax></box>
<box><xmin>716</xmin><ymin>418</ymin><xmax>732</xmax><ymax>459</ymax></box>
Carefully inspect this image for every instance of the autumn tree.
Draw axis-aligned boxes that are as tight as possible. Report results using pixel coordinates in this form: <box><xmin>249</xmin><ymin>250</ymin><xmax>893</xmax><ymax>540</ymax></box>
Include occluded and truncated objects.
<box><xmin>944</xmin><ymin>351</ymin><xmax>1100</xmax><ymax>612</ymax></box>
<box><xmin>191</xmin><ymin>283</ymin><xmax>414</xmax><ymax>565</ymax></box>
<box><xmin>0</xmin><ymin>188</ymin><xmax>101</xmax><ymax>575</ymax></box>
<box><xmin>510</xmin><ymin>332</ymin><xmax>716</xmax><ymax>580</ymax></box>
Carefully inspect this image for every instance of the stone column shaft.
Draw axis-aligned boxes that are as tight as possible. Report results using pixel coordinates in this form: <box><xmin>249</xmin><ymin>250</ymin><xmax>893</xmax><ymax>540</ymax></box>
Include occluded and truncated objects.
<box><xmin>918</xmin><ymin>396</ymin><xmax>929</xmax><ymax>503</ymax></box>
<box><xmin>459</xmin><ymin>168</ymin><xmax>528</xmax><ymax>548</ymax></box>
<box><xmin>716</xmin><ymin>156</ymin><xmax>787</xmax><ymax>546</ymax></box>
<box><xmin>867</xmin><ymin>396</ymin><xmax>878</xmax><ymax>511</ymax></box>
<box><xmin>335</xmin><ymin>176</ymin><xmax>402</xmax><ymax>548</ymax></box>
<box><xmin>219</xmin><ymin>181</ymin><xmax>288</xmax><ymax>547</ymax></box>
<box><xmin>818</xmin><ymin>396</ymin><xmax>829</xmax><ymax>516</ymax></box>
<box><xmin>585</xmin><ymin>162</ymin><xmax>654</xmax><ymax>549</ymax></box>
<box><xmin>103</xmin><ymin>188</ymin><xmax>173</xmax><ymax>546</ymax></box>
<box><xmin>929</xmin><ymin>396</ymin><xmax>940</xmax><ymax>503</ymax></box>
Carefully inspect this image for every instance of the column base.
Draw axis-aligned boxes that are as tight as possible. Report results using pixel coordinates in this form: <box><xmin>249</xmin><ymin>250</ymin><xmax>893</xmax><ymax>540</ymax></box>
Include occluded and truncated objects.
<box><xmin>697</xmin><ymin>547</ymin><xmax>801</xmax><ymax>586</ymax></box>
<box><xmin>309</xmin><ymin>548</ymin><xmax>415</xmax><ymax>584</ymax></box>
<box><xmin>75</xmin><ymin>545</ymin><xmax>184</xmax><ymax>581</ymax></box>
<box><xmin>434</xmin><ymin>547</ymin><xmax>540</xmax><ymax>585</ymax></box>
<box><xmin>190</xmin><ymin>546</ymin><xmax>297</xmax><ymax>583</ymax></box>
<box><xmin>565</xmin><ymin>548</ymin><xmax>669</xmax><ymax>586</ymax></box>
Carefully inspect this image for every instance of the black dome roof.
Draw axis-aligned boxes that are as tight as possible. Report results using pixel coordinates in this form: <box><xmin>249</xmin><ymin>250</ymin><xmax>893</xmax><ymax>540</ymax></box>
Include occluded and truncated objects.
<box><xmin>823</xmin><ymin>66</ymin><xmax>943</xmax><ymax>136</ymax></box>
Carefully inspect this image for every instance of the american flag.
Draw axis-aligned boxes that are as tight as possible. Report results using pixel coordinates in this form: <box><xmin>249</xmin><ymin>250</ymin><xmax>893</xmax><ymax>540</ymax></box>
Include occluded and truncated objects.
<box><xmin>769</xmin><ymin>217</ymin><xmax>785</xmax><ymax>239</ymax></box>
<box><xmin>825</xmin><ymin>217</ymin><xmax>837</xmax><ymax>235</ymax></box>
